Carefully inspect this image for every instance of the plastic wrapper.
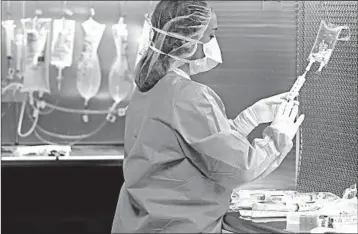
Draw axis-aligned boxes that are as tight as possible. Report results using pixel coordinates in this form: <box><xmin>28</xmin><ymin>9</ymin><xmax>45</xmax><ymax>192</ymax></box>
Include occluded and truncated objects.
<box><xmin>21</xmin><ymin>18</ymin><xmax>52</xmax><ymax>96</ymax></box>
<box><xmin>342</xmin><ymin>184</ymin><xmax>357</xmax><ymax>200</ymax></box>
<box><xmin>107</xmin><ymin>17</ymin><xmax>135</xmax><ymax>121</ymax></box>
<box><xmin>14</xmin><ymin>145</ymin><xmax>71</xmax><ymax>157</ymax></box>
<box><xmin>51</xmin><ymin>16</ymin><xmax>76</xmax><ymax>90</ymax></box>
<box><xmin>229</xmin><ymin>190</ymin><xmax>340</xmax><ymax>213</ymax></box>
<box><xmin>76</xmin><ymin>15</ymin><xmax>106</xmax><ymax>122</ymax></box>
<box><xmin>308</xmin><ymin>20</ymin><xmax>350</xmax><ymax>73</ymax></box>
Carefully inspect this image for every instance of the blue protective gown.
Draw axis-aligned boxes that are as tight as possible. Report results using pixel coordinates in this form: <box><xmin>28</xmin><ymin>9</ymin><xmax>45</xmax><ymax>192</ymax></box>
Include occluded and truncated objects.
<box><xmin>111</xmin><ymin>71</ymin><xmax>293</xmax><ymax>233</ymax></box>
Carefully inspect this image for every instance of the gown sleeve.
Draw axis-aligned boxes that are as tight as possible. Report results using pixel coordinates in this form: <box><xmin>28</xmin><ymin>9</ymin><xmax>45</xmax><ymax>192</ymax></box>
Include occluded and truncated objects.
<box><xmin>172</xmin><ymin>84</ymin><xmax>293</xmax><ymax>189</ymax></box>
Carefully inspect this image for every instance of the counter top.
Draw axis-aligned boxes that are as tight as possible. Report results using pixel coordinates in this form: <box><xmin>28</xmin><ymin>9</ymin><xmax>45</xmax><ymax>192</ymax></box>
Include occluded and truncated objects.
<box><xmin>223</xmin><ymin>212</ymin><xmax>290</xmax><ymax>233</ymax></box>
<box><xmin>1</xmin><ymin>145</ymin><xmax>124</xmax><ymax>167</ymax></box>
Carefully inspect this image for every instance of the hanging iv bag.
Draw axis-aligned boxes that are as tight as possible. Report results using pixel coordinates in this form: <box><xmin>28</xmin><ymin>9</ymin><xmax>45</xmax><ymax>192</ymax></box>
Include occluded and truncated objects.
<box><xmin>108</xmin><ymin>18</ymin><xmax>135</xmax><ymax>109</ymax></box>
<box><xmin>285</xmin><ymin>20</ymin><xmax>351</xmax><ymax>101</ymax></box>
<box><xmin>14</xmin><ymin>27</ymin><xmax>26</xmax><ymax>79</ymax></box>
<box><xmin>76</xmin><ymin>17</ymin><xmax>105</xmax><ymax>108</ymax></box>
<box><xmin>21</xmin><ymin>18</ymin><xmax>52</xmax><ymax>96</ymax></box>
<box><xmin>51</xmin><ymin>15</ymin><xmax>76</xmax><ymax>90</ymax></box>
<box><xmin>307</xmin><ymin>20</ymin><xmax>351</xmax><ymax>73</ymax></box>
<box><xmin>135</xmin><ymin>14</ymin><xmax>152</xmax><ymax>67</ymax></box>
<box><xmin>2</xmin><ymin>20</ymin><xmax>16</xmax><ymax>80</ymax></box>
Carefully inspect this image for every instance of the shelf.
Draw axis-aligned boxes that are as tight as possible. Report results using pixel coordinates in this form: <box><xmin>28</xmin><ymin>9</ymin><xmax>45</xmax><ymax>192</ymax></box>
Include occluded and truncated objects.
<box><xmin>1</xmin><ymin>145</ymin><xmax>124</xmax><ymax>167</ymax></box>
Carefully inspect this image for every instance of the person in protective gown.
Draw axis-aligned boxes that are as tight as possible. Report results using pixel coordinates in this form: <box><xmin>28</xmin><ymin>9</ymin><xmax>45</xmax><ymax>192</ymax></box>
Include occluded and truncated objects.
<box><xmin>112</xmin><ymin>1</ymin><xmax>305</xmax><ymax>233</ymax></box>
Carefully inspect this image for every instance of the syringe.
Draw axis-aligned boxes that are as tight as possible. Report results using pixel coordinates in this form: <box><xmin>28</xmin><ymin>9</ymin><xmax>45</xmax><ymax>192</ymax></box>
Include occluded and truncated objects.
<box><xmin>285</xmin><ymin>72</ymin><xmax>307</xmax><ymax>101</ymax></box>
<box><xmin>285</xmin><ymin>60</ymin><xmax>314</xmax><ymax>101</ymax></box>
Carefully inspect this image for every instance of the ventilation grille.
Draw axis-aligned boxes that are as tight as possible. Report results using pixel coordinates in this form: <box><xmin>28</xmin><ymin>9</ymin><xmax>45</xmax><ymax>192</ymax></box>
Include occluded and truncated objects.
<box><xmin>296</xmin><ymin>1</ymin><xmax>358</xmax><ymax>196</ymax></box>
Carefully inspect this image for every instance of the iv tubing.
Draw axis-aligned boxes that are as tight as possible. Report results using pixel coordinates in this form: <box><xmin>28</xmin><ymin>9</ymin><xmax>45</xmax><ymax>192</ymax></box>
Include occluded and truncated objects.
<box><xmin>34</xmin><ymin>129</ymin><xmax>80</xmax><ymax>146</ymax></box>
<box><xmin>32</xmin><ymin>97</ymin><xmax>113</xmax><ymax>115</ymax></box>
<box><xmin>1</xmin><ymin>82</ymin><xmax>23</xmax><ymax>94</ymax></box>
<box><xmin>2</xmin><ymin>83</ymin><xmax>118</xmax><ymax>116</ymax></box>
<box><xmin>25</xmin><ymin>103</ymin><xmax>108</xmax><ymax>140</ymax></box>
<box><xmin>18</xmin><ymin>95</ymin><xmax>39</xmax><ymax>138</ymax></box>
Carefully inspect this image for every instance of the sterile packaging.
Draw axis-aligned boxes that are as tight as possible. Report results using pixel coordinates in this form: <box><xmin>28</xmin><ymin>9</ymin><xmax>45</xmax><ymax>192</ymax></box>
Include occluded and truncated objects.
<box><xmin>14</xmin><ymin>145</ymin><xmax>71</xmax><ymax>157</ymax></box>
<box><xmin>342</xmin><ymin>184</ymin><xmax>357</xmax><ymax>199</ymax></box>
<box><xmin>286</xmin><ymin>213</ymin><xmax>320</xmax><ymax>233</ymax></box>
<box><xmin>252</xmin><ymin>202</ymin><xmax>299</xmax><ymax>212</ymax></box>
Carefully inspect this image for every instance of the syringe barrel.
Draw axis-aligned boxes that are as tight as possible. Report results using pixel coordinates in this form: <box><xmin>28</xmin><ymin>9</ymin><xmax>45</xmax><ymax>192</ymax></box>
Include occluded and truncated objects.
<box><xmin>286</xmin><ymin>75</ymin><xmax>306</xmax><ymax>101</ymax></box>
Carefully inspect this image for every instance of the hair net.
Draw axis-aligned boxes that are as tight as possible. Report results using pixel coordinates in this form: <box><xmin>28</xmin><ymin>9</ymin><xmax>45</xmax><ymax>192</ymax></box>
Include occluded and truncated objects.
<box><xmin>135</xmin><ymin>0</ymin><xmax>212</xmax><ymax>92</ymax></box>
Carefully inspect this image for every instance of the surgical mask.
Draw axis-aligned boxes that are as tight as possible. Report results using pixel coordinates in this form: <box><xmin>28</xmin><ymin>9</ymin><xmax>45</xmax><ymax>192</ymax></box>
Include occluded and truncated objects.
<box><xmin>189</xmin><ymin>37</ymin><xmax>223</xmax><ymax>75</ymax></box>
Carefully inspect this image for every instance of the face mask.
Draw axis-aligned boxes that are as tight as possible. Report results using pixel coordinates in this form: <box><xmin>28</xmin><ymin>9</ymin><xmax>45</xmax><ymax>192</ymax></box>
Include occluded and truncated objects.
<box><xmin>189</xmin><ymin>37</ymin><xmax>223</xmax><ymax>75</ymax></box>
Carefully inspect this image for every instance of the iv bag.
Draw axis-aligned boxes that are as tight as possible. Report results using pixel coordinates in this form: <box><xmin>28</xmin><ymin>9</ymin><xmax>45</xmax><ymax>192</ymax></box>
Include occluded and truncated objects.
<box><xmin>76</xmin><ymin>18</ymin><xmax>106</xmax><ymax>107</ymax></box>
<box><xmin>51</xmin><ymin>17</ymin><xmax>76</xmax><ymax>89</ymax></box>
<box><xmin>14</xmin><ymin>28</ymin><xmax>26</xmax><ymax>79</ymax></box>
<box><xmin>21</xmin><ymin>18</ymin><xmax>52</xmax><ymax>95</ymax></box>
<box><xmin>2</xmin><ymin>20</ymin><xmax>16</xmax><ymax>79</ymax></box>
<box><xmin>135</xmin><ymin>14</ymin><xmax>152</xmax><ymax>67</ymax></box>
<box><xmin>308</xmin><ymin>20</ymin><xmax>350</xmax><ymax>73</ymax></box>
<box><xmin>2</xmin><ymin>20</ymin><xmax>15</xmax><ymax>58</ymax></box>
<box><xmin>108</xmin><ymin>18</ymin><xmax>135</xmax><ymax>105</ymax></box>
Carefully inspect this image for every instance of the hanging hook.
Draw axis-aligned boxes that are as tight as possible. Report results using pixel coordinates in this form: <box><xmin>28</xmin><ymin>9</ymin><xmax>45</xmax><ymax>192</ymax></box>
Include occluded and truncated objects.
<box><xmin>21</xmin><ymin>1</ymin><xmax>26</xmax><ymax>19</ymax></box>
<box><xmin>62</xmin><ymin>1</ymin><xmax>72</xmax><ymax>18</ymax></box>
<box><xmin>6</xmin><ymin>1</ymin><xmax>12</xmax><ymax>19</ymax></box>
<box><xmin>88</xmin><ymin>1</ymin><xmax>95</xmax><ymax>19</ymax></box>
<box><xmin>90</xmin><ymin>8</ymin><xmax>95</xmax><ymax>18</ymax></box>
<box><xmin>33</xmin><ymin>2</ymin><xmax>43</xmax><ymax>30</ymax></box>
<box><xmin>119</xmin><ymin>1</ymin><xmax>127</xmax><ymax>20</ymax></box>
<box><xmin>34</xmin><ymin>0</ymin><xmax>43</xmax><ymax>17</ymax></box>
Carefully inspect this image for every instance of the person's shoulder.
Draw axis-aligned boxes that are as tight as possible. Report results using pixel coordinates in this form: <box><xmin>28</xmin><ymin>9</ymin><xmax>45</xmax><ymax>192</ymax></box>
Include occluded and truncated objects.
<box><xmin>174</xmin><ymin>78</ymin><xmax>209</xmax><ymax>103</ymax></box>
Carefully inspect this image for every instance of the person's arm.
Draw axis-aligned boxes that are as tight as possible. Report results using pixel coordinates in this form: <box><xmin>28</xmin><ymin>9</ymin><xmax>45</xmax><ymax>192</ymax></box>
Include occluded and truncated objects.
<box><xmin>228</xmin><ymin>92</ymin><xmax>298</xmax><ymax>137</ymax></box>
<box><xmin>172</xmin><ymin>85</ymin><xmax>293</xmax><ymax>190</ymax></box>
<box><xmin>228</xmin><ymin>110</ymin><xmax>257</xmax><ymax>137</ymax></box>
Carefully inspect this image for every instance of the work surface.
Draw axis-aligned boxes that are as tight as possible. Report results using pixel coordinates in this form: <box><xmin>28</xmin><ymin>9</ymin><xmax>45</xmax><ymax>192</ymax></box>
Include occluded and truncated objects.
<box><xmin>223</xmin><ymin>212</ymin><xmax>289</xmax><ymax>233</ymax></box>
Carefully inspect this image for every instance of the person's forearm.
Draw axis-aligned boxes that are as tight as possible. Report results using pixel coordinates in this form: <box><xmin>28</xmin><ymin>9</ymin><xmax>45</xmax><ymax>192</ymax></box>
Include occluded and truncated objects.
<box><xmin>229</xmin><ymin>108</ymin><xmax>258</xmax><ymax>137</ymax></box>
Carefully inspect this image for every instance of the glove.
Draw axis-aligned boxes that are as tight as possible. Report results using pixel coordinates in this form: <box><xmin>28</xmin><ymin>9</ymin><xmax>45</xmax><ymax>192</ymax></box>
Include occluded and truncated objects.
<box><xmin>233</xmin><ymin>92</ymin><xmax>298</xmax><ymax>136</ymax></box>
<box><xmin>270</xmin><ymin>100</ymin><xmax>305</xmax><ymax>140</ymax></box>
<box><xmin>249</xmin><ymin>92</ymin><xmax>299</xmax><ymax>125</ymax></box>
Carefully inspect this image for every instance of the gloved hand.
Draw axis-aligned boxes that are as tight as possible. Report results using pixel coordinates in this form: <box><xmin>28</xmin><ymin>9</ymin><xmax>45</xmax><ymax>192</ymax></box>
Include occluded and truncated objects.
<box><xmin>261</xmin><ymin>100</ymin><xmax>304</xmax><ymax>157</ymax></box>
<box><xmin>233</xmin><ymin>92</ymin><xmax>298</xmax><ymax>136</ymax></box>
<box><xmin>248</xmin><ymin>92</ymin><xmax>299</xmax><ymax>125</ymax></box>
<box><xmin>270</xmin><ymin>100</ymin><xmax>305</xmax><ymax>140</ymax></box>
